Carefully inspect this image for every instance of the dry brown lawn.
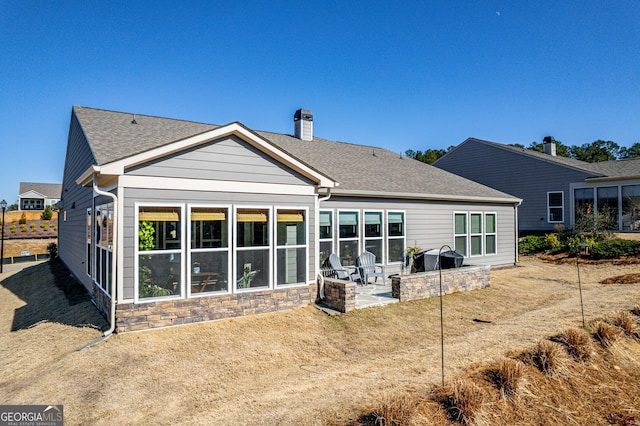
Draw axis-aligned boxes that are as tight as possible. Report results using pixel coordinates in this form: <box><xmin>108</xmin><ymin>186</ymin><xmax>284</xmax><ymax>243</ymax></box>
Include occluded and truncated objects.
<box><xmin>1</xmin><ymin>257</ymin><xmax>639</xmax><ymax>425</ymax></box>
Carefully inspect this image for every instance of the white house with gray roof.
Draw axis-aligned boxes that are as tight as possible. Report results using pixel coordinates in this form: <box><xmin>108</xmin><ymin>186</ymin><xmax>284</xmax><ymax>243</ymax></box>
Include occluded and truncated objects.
<box><xmin>434</xmin><ymin>137</ymin><xmax>640</xmax><ymax>234</ymax></box>
<box><xmin>59</xmin><ymin>106</ymin><xmax>520</xmax><ymax>332</ymax></box>
<box><xmin>18</xmin><ymin>182</ymin><xmax>62</xmax><ymax>211</ymax></box>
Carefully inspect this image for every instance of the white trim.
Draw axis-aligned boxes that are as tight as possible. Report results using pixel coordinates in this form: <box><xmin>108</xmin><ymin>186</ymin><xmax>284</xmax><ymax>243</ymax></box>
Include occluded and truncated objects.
<box><xmin>484</xmin><ymin>212</ymin><xmax>497</xmax><ymax>256</ymax></box>
<box><xmin>119</xmin><ymin>175</ymin><xmax>316</xmax><ymax>196</ymax></box>
<box><xmin>274</xmin><ymin>206</ymin><xmax>309</xmax><ymax>287</ymax></box>
<box><xmin>386</xmin><ymin>210</ymin><xmax>406</xmax><ymax>264</ymax></box>
<box><xmin>363</xmin><ymin>210</ymin><xmax>384</xmax><ymax>263</ymax></box>
<box><xmin>233</xmin><ymin>205</ymin><xmax>273</xmax><ymax>292</ymax></box>
<box><xmin>546</xmin><ymin>191</ymin><xmax>564</xmax><ymax>223</ymax></box>
<box><xmin>469</xmin><ymin>212</ymin><xmax>483</xmax><ymax>257</ymax></box>
<box><xmin>186</xmin><ymin>204</ymin><xmax>233</xmax><ymax>297</ymax></box>
<box><xmin>134</xmin><ymin>203</ymin><xmax>186</xmax><ymax>304</ymax></box>
<box><xmin>337</xmin><ymin>209</ymin><xmax>360</xmax><ymax>266</ymax></box>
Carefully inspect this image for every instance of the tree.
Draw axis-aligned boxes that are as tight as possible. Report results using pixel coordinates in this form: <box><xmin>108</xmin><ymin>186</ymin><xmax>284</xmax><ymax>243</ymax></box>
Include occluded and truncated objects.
<box><xmin>569</xmin><ymin>140</ymin><xmax>620</xmax><ymax>162</ymax></box>
<box><xmin>41</xmin><ymin>205</ymin><xmax>53</xmax><ymax>220</ymax></box>
<box><xmin>527</xmin><ymin>140</ymin><xmax>571</xmax><ymax>157</ymax></box>
<box><xmin>404</xmin><ymin>148</ymin><xmax>447</xmax><ymax>164</ymax></box>
<box><xmin>620</xmin><ymin>142</ymin><xmax>640</xmax><ymax>159</ymax></box>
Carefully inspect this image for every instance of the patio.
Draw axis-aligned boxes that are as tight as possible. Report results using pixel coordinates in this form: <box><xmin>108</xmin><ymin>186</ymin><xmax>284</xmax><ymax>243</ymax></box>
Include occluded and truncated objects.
<box><xmin>355</xmin><ymin>281</ymin><xmax>398</xmax><ymax>309</ymax></box>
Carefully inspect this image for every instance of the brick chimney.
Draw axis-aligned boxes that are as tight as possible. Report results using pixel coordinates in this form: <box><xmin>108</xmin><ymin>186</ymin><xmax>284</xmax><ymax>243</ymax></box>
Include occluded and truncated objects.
<box><xmin>294</xmin><ymin>109</ymin><xmax>313</xmax><ymax>141</ymax></box>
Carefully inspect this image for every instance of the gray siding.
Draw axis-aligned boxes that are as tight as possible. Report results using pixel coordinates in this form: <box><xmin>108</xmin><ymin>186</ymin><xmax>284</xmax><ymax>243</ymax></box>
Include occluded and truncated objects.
<box><xmin>120</xmin><ymin>187</ymin><xmax>316</xmax><ymax>301</ymax></box>
<box><xmin>126</xmin><ymin>135</ymin><xmax>314</xmax><ymax>186</ymax></box>
<box><xmin>320</xmin><ymin>196</ymin><xmax>517</xmax><ymax>273</ymax></box>
<box><xmin>58</xmin><ymin>111</ymin><xmax>97</xmax><ymax>292</ymax></box>
<box><xmin>435</xmin><ymin>141</ymin><xmax>594</xmax><ymax>233</ymax></box>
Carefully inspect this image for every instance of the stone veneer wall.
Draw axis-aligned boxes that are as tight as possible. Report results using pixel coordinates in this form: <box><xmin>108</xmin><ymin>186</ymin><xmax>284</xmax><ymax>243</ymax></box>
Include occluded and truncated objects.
<box><xmin>115</xmin><ymin>285</ymin><xmax>315</xmax><ymax>332</ymax></box>
<box><xmin>321</xmin><ymin>278</ymin><xmax>356</xmax><ymax>313</ymax></box>
<box><xmin>391</xmin><ymin>265</ymin><xmax>490</xmax><ymax>302</ymax></box>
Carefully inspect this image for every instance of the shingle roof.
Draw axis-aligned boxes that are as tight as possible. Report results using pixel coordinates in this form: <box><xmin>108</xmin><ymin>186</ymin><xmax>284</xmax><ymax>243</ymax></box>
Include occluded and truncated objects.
<box><xmin>72</xmin><ymin>106</ymin><xmax>519</xmax><ymax>203</ymax></box>
<box><xmin>19</xmin><ymin>182</ymin><xmax>62</xmax><ymax>198</ymax></box>
<box><xmin>460</xmin><ymin>138</ymin><xmax>640</xmax><ymax>179</ymax></box>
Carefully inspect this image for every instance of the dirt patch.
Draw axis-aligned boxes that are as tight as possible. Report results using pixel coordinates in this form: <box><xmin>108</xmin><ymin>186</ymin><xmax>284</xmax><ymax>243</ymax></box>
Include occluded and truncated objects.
<box><xmin>538</xmin><ymin>252</ymin><xmax>640</xmax><ymax>265</ymax></box>
<box><xmin>601</xmin><ymin>273</ymin><xmax>640</xmax><ymax>285</ymax></box>
<box><xmin>1</xmin><ymin>257</ymin><xmax>640</xmax><ymax>425</ymax></box>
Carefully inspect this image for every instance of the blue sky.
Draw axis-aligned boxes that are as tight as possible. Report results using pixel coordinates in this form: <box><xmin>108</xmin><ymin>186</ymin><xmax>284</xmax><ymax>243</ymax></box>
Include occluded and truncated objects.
<box><xmin>1</xmin><ymin>1</ymin><xmax>639</xmax><ymax>204</ymax></box>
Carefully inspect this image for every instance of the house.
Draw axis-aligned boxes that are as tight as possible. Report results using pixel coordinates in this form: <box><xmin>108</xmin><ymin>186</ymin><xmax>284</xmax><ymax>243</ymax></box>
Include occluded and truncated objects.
<box><xmin>433</xmin><ymin>137</ymin><xmax>640</xmax><ymax>234</ymax></box>
<box><xmin>58</xmin><ymin>106</ymin><xmax>521</xmax><ymax>332</ymax></box>
<box><xmin>18</xmin><ymin>182</ymin><xmax>62</xmax><ymax>211</ymax></box>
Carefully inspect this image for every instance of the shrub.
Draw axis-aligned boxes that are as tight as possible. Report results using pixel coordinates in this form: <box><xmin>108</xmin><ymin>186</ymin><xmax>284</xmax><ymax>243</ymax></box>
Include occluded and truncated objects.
<box><xmin>590</xmin><ymin>239</ymin><xmax>640</xmax><ymax>259</ymax></box>
<box><xmin>544</xmin><ymin>233</ymin><xmax>561</xmax><ymax>250</ymax></box>
<box><xmin>47</xmin><ymin>242</ymin><xmax>58</xmax><ymax>258</ymax></box>
<box><xmin>556</xmin><ymin>328</ymin><xmax>593</xmax><ymax>362</ymax></box>
<box><xmin>41</xmin><ymin>206</ymin><xmax>53</xmax><ymax>220</ymax></box>
<box><xmin>528</xmin><ymin>340</ymin><xmax>566</xmax><ymax>376</ymax></box>
<box><xmin>19</xmin><ymin>212</ymin><xmax>27</xmax><ymax>225</ymax></box>
<box><xmin>518</xmin><ymin>235</ymin><xmax>551</xmax><ymax>255</ymax></box>
<box><xmin>592</xmin><ymin>321</ymin><xmax>621</xmax><ymax>348</ymax></box>
<box><xmin>370</xmin><ymin>393</ymin><xmax>420</xmax><ymax>425</ymax></box>
<box><xmin>20</xmin><ymin>224</ymin><xmax>27</xmax><ymax>232</ymax></box>
<box><xmin>10</xmin><ymin>225</ymin><xmax>16</xmax><ymax>233</ymax></box>
<box><xmin>611</xmin><ymin>311</ymin><xmax>638</xmax><ymax>338</ymax></box>
<box><xmin>434</xmin><ymin>379</ymin><xmax>485</xmax><ymax>425</ymax></box>
<box><xmin>487</xmin><ymin>359</ymin><xmax>527</xmax><ymax>401</ymax></box>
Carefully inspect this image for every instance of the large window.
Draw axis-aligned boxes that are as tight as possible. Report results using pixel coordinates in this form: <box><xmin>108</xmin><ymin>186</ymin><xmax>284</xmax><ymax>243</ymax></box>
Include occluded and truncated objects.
<box><xmin>454</xmin><ymin>213</ymin><xmax>467</xmax><ymax>256</ymax></box>
<box><xmin>547</xmin><ymin>191</ymin><xmax>564</xmax><ymax>223</ymax></box>
<box><xmin>276</xmin><ymin>209</ymin><xmax>307</xmax><ymax>286</ymax></box>
<box><xmin>137</xmin><ymin>206</ymin><xmax>183</xmax><ymax>300</ymax></box>
<box><xmin>622</xmin><ymin>185</ymin><xmax>640</xmax><ymax>231</ymax></box>
<box><xmin>338</xmin><ymin>211</ymin><xmax>359</xmax><ymax>266</ymax></box>
<box><xmin>485</xmin><ymin>213</ymin><xmax>497</xmax><ymax>255</ymax></box>
<box><xmin>319</xmin><ymin>210</ymin><xmax>333</xmax><ymax>267</ymax></box>
<box><xmin>387</xmin><ymin>211</ymin><xmax>405</xmax><ymax>263</ymax></box>
<box><xmin>364</xmin><ymin>211</ymin><xmax>383</xmax><ymax>261</ymax></box>
<box><xmin>574</xmin><ymin>188</ymin><xmax>594</xmax><ymax>227</ymax></box>
<box><xmin>236</xmin><ymin>208</ymin><xmax>270</xmax><ymax>290</ymax></box>
<box><xmin>597</xmin><ymin>186</ymin><xmax>619</xmax><ymax>230</ymax></box>
<box><xmin>189</xmin><ymin>207</ymin><xmax>230</xmax><ymax>295</ymax></box>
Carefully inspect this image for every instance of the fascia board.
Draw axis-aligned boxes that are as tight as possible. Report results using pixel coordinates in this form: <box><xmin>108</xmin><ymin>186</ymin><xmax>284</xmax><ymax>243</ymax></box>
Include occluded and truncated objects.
<box><xmin>98</xmin><ymin>123</ymin><xmax>337</xmax><ymax>188</ymax></box>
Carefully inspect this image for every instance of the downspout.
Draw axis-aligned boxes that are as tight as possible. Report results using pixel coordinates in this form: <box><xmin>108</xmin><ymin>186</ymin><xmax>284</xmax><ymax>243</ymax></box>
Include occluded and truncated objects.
<box><xmin>79</xmin><ymin>174</ymin><xmax>118</xmax><ymax>350</ymax></box>
<box><xmin>514</xmin><ymin>201</ymin><xmax>522</xmax><ymax>264</ymax></box>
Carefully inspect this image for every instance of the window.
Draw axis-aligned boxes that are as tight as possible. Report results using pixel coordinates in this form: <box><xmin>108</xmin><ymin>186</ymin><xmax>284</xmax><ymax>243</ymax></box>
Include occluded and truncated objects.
<box><xmin>319</xmin><ymin>210</ymin><xmax>333</xmax><ymax>267</ymax></box>
<box><xmin>338</xmin><ymin>211</ymin><xmax>359</xmax><ymax>266</ymax></box>
<box><xmin>96</xmin><ymin>203</ymin><xmax>114</xmax><ymax>294</ymax></box>
<box><xmin>189</xmin><ymin>207</ymin><xmax>230</xmax><ymax>294</ymax></box>
<box><xmin>622</xmin><ymin>185</ymin><xmax>640</xmax><ymax>231</ymax></box>
<box><xmin>137</xmin><ymin>206</ymin><xmax>183</xmax><ymax>300</ymax></box>
<box><xmin>574</xmin><ymin>188</ymin><xmax>594</xmax><ymax>227</ymax></box>
<box><xmin>86</xmin><ymin>209</ymin><xmax>92</xmax><ymax>276</ymax></box>
<box><xmin>235</xmin><ymin>208</ymin><xmax>270</xmax><ymax>290</ymax></box>
<box><xmin>364</xmin><ymin>211</ymin><xmax>383</xmax><ymax>261</ymax></box>
<box><xmin>597</xmin><ymin>186</ymin><xmax>619</xmax><ymax>230</ymax></box>
<box><xmin>470</xmin><ymin>213</ymin><xmax>483</xmax><ymax>256</ymax></box>
<box><xmin>454</xmin><ymin>213</ymin><xmax>467</xmax><ymax>256</ymax></box>
<box><xmin>547</xmin><ymin>192</ymin><xmax>564</xmax><ymax>223</ymax></box>
<box><xmin>485</xmin><ymin>213</ymin><xmax>497</xmax><ymax>255</ymax></box>
<box><xmin>387</xmin><ymin>211</ymin><xmax>405</xmax><ymax>263</ymax></box>
<box><xmin>276</xmin><ymin>209</ymin><xmax>307</xmax><ymax>286</ymax></box>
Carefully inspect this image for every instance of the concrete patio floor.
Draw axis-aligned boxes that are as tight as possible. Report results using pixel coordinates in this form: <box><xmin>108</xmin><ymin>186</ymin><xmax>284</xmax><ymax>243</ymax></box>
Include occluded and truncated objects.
<box><xmin>355</xmin><ymin>280</ymin><xmax>398</xmax><ymax>309</ymax></box>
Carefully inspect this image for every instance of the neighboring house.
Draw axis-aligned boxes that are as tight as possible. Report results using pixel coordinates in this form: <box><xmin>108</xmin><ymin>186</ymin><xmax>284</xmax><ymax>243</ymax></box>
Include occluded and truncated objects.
<box><xmin>18</xmin><ymin>182</ymin><xmax>62</xmax><ymax>211</ymax></box>
<box><xmin>59</xmin><ymin>106</ymin><xmax>521</xmax><ymax>332</ymax></box>
<box><xmin>433</xmin><ymin>137</ymin><xmax>640</xmax><ymax>234</ymax></box>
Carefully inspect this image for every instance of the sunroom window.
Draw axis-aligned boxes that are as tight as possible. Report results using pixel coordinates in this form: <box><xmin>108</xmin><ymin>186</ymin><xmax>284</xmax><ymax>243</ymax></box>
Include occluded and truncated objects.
<box><xmin>236</xmin><ymin>208</ymin><xmax>270</xmax><ymax>290</ymax></box>
<box><xmin>138</xmin><ymin>206</ymin><xmax>183</xmax><ymax>300</ymax></box>
<box><xmin>470</xmin><ymin>213</ymin><xmax>483</xmax><ymax>256</ymax></box>
<box><xmin>189</xmin><ymin>207</ymin><xmax>230</xmax><ymax>294</ymax></box>
<box><xmin>319</xmin><ymin>210</ymin><xmax>333</xmax><ymax>267</ymax></box>
<box><xmin>276</xmin><ymin>209</ymin><xmax>307</xmax><ymax>286</ymax></box>
<box><xmin>454</xmin><ymin>213</ymin><xmax>467</xmax><ymax>256</ymax></box>
<box><xmin>485</xmin><ymin>213</ymin><xmax>497</xmax><ymax>255</ymax></box>
<box><xmin>387</xmin><ymin>211</ymin><xmax>405</xmax><ymax>263</ymax></box>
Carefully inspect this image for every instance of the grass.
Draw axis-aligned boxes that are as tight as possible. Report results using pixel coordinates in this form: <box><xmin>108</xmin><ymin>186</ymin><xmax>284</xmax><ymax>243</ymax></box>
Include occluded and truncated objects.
<box><xmin>1</xmin><ymin>256</ymin><xmax>640</xmax><ymax>425</ymax></box>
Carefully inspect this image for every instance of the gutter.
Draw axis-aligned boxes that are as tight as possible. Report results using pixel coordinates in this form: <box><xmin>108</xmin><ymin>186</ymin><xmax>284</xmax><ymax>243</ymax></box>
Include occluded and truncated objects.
<box><xmin>330</xmin><ymin>188</ymin><xmax>521</xmax><ymax>205</ymax></box>
<box><xmin>79</xmin><ymin>174</ymin><xmax>118</xmax><ymax>350</ymax></box>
